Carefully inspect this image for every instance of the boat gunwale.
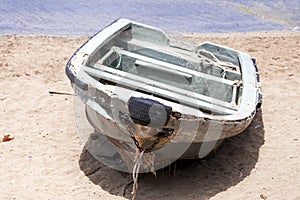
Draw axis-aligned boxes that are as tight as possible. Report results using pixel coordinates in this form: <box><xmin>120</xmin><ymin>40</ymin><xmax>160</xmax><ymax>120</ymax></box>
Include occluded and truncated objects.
<box><xmin>66</xmin><ymin>18</ymin><xmax>260</xmax><ymax>122</ymax></box>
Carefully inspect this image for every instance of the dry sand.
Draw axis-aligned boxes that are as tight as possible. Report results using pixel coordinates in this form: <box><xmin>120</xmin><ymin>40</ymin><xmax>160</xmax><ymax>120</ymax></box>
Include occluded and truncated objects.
<box><xmin>0</xmin><ymin>32</ymin><xmax>299</xmax><ymax>200</ymax></box>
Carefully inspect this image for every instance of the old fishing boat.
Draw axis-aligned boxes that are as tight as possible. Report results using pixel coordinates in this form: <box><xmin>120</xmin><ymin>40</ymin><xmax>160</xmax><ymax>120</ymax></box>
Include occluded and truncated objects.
<box><xmin>66</xmin><ymin>19</ymin><xmax>262</xmax><ymax>172</ymax></box>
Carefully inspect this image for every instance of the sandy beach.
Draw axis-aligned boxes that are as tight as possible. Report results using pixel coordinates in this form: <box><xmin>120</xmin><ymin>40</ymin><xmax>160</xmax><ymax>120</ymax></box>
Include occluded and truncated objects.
<box><xmin>0</xmin><ymin>32</ymin><xmax>299</xmax><ymax>200</ymax></box>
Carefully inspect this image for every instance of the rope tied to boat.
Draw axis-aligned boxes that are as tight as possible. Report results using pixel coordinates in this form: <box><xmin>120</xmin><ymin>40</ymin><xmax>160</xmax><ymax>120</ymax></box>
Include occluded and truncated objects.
<box><xmin>197</xmin><ymin>49</ymin><xmax>238</xmax><ymax>72</ymax></box>
<box><xmin>131</xmin><ymin>150</ymin><xmax>145</xmax><ymax>200</ymax></box>
<box><xmin>130</xmin><ymin>134</ymin><xmax>160</xmax><ymax>153</ymax></box>
<box><xmin>106</xmin><ymin>47</ymin><xmax>122</xmax><ymax>69</ymax></box>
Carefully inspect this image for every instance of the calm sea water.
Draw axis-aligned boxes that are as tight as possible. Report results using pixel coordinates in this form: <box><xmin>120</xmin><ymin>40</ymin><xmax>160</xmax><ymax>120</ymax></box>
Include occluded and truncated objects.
<box><xmin>0</xmin><ymin>0</ymin><xmax>299</xmax><ymax>36</ymax></box>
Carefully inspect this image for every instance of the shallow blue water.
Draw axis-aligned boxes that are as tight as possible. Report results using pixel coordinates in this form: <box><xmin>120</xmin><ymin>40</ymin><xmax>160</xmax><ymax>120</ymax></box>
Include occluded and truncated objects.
<box><xmin>0</xmin><ymin>0</ymin><xmax>299</xmax><ymax>36</ymax></box>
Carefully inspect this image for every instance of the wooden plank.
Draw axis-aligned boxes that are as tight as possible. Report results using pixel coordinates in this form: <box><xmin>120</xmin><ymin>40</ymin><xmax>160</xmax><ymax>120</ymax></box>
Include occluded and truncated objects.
<box><xmin>126</xmin><ymin>40</ymin><xmax>241</xmax><ymax>78</ymax></box>
<box><xmin>114</xmin><ymin>48</ymin><xmax>236</xmax><ymax>86</ymax></box>
<box><xmin>90</xmin><ymin>63</ymin><xmax>236</xmax><ymax>110</ymax></box>
<box><xmin>82</xmin><ymin>65</ymin><xmax>237</xmax><ymax>115</ymax></box>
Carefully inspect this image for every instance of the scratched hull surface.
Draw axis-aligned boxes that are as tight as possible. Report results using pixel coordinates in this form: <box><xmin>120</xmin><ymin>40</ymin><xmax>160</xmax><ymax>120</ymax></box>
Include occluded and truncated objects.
<box><xmin>66</xmin><ymin>19</ymin><xmax>262</xmax><ymax>171</ymax></box>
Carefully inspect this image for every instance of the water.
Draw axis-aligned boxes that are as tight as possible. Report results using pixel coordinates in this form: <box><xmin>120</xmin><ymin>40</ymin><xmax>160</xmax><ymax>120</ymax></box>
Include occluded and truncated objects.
<box><xmin>0</xmin><ymin>0</ymin><xmax>299</xmax><ymax>36</ymax></box>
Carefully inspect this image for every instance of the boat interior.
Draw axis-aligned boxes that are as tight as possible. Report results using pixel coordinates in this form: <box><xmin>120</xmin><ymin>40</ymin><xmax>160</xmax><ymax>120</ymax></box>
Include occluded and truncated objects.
<box><xmin>82</xmin><ymin>24</ymin><xmax>244</xmax><ymax>115</ymax></box>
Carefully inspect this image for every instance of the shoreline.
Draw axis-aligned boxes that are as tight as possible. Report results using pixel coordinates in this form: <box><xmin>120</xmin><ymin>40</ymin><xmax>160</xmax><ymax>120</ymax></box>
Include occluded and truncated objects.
<box><xmin>1</xmin><ymin>29</ymin><xmax>299</xmax><ymax>37</ymax></box>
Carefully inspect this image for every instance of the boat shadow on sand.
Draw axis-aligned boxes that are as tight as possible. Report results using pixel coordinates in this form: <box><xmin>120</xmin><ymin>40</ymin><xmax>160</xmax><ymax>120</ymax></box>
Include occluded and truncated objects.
<box><xmin>79</xmin><ymin>110</ymin><xmax>265</xmax><ymax>200</ymax></box>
